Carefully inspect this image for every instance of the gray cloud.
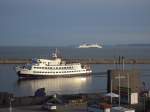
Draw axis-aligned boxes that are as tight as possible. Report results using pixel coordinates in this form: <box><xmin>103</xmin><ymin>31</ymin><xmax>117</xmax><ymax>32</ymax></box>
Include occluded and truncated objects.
<box><xmin>0</xmin><ymin>0</ymin><xmax>150</xmax><ymax>46</ymax></box>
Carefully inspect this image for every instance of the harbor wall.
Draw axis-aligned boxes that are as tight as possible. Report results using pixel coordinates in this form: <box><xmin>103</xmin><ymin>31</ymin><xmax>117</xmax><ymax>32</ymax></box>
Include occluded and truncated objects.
<box><xmin>0</xmin><ymin>58</ymin><xmax>150</xmax><ymax>64</ymax></box>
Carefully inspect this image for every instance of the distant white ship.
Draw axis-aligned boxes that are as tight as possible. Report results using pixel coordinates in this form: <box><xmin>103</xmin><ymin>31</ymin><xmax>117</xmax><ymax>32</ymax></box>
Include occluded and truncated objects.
<box><xmin>78</xmin><ymin>43</ymin><xmax>102</xmax><ymax>48</ymax></box>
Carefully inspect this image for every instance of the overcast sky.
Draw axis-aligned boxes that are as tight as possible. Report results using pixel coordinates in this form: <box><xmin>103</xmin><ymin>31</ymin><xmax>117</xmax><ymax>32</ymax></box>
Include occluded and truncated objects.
<box><xmin>0</xmin><ymin>0</ymin><xmax>150</xmax><ymax>46</ymax></box>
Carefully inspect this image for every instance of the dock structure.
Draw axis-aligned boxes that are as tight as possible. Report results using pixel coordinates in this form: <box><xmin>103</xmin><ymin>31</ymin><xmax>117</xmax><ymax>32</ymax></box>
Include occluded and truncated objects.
<box><xmin>0</xmin><ymin>58</ymin><xmax>150</xmax><ymax>64</ymax></box>
<box><xmin>107</xmin><ymin>69</ymin><xmax>141</xmax><ymax>93</ymax></box>
<box><xmin>107</xmin><ymin>69</ymin><xmax>141</xmax><ymax>105</ymax></box>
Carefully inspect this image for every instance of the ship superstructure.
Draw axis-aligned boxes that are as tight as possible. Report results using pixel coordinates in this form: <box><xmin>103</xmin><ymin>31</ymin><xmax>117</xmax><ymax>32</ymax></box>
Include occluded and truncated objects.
<box><xmin>78</xmin><ymin>43</ymin><xmax>102</xmax><ymax>48</ymax></box>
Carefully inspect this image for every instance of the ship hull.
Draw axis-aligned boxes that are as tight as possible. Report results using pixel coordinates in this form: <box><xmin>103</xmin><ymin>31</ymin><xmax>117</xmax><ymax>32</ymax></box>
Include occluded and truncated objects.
<box><xmin>17</xmin><ymin>71</ymin><xmax>91</xmax><ymax>79</ymax></box>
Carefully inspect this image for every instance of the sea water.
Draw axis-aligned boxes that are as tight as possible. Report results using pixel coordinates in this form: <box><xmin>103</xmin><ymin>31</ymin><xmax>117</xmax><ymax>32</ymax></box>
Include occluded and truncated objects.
<box><xmin>0</xmin><ymin>46</ymin><xmax>150</xmax><ymax>96</ymax></box>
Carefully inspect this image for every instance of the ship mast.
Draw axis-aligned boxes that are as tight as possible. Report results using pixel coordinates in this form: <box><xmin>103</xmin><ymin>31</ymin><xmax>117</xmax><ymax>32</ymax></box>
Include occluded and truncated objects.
<box><xmin>52</xmin><ymin>48</ymin><xmax>58</xmax><ymax>59</ymax></box>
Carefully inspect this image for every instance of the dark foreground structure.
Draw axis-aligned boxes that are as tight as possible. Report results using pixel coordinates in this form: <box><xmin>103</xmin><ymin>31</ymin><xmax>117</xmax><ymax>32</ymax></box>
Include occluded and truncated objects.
<box><xmin>0</xmin><ymin>91</ymin><xmax>150</xmax><ymax>112</ymax></box>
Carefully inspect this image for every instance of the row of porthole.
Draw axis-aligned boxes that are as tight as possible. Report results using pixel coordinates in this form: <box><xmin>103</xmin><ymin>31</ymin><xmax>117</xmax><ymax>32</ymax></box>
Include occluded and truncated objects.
<box><xmin>33</xmin><ymin>70</ymin><xmax>85</xmax><ymax>74</ymax></box>
<box><xmin>33</xmin><ymin>66</ymin><xmax>73</xmax><ymax>70</ymax></box>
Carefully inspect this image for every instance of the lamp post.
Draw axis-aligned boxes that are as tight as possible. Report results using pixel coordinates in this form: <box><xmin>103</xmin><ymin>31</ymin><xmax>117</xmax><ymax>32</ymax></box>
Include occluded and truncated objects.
<box><xmin>111</xmin><ymin>79</ymin><xmax>113</xmax><ymax>104</ymax></box>
<box><xmin>118</xmin><ymin>73</ymin><xmax>121</xmax><ymax>107</ymax></box>
<box><xmin>9</xmin><ymin>96</ymin><xmax>14</xmax><ymax>112</ymax></box>
<box><xmin>127</xmin><ymin>73</ymin><xmax>130</xmax><ymax>105</ymax></box>
<box><xmin>143</xmin><ymin>94</ymin><xmax>146</xmax><ymax>112</ymax></box>
<box><xmin>118</xmin><ymin>56</ymin><xmax>121</xmax><ymax>107</ymax></box>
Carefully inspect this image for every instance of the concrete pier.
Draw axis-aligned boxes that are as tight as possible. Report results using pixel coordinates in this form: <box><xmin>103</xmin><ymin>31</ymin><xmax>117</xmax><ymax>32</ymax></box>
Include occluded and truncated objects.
<box><xmin>0</xmin><ymin>59</ymin><xmax>31</xmax><ymax>64</ymax></box>
<box><xmin>0</xmin><ymin>58</ymin><xmax>150</xmax><ymax>64</ymax></box>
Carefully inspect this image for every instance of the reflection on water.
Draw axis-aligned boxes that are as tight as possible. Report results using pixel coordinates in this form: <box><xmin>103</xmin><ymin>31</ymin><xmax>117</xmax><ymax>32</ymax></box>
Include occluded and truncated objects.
<box><xmin>16</xmin><ymin>76</ymin><xmax>92</xmax><ymax>96</ymax></box>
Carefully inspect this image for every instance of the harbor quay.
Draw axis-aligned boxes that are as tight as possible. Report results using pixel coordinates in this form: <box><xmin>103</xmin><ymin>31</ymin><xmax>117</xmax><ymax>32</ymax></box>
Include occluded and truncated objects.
<box><xmin>1</xmin><ymin>58</ymin><xmax>150</xmax><ymax>64</ymax></box>
<box><xmin>0</xmin><ymin>92</ymin><xmax>100</xmax><ymax>112</ymax></box>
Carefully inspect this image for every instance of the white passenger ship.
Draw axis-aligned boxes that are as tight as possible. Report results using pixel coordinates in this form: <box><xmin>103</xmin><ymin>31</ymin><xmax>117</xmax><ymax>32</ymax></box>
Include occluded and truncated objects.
<box><xmin>16</xmin><ymin>50</ymin><xmax>92</xmax><ymax>78</ymax></box>
<box><xmin>78</xmin><ymin>43</ymin><xmax>102</xmax><ymax>48</ymax></box>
